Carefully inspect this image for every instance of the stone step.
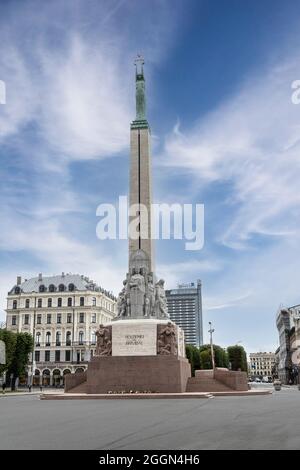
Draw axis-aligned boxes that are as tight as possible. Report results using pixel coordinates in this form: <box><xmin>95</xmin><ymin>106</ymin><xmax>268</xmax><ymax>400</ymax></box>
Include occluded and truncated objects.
<box><xmin>67</xmin><ymin>381</ymin><xmax>87</xmax><ymax>394</ymax></box>
<box><xmin>186</xmin><ymin>377</ymin><xmax>232</xmax><ymax>393</ymax></box>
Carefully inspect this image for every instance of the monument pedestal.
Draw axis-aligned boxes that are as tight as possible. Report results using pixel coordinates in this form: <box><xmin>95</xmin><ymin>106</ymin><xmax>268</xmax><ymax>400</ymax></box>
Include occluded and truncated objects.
<box><xmin>65</xmin><ymin>319</ymin><xmax>191</xmax><ymax>394</ymax></box>
<box><xmin>85</xmin><ymin>355</ymin><xmax>191</xmax><ymax>394</ymax></box>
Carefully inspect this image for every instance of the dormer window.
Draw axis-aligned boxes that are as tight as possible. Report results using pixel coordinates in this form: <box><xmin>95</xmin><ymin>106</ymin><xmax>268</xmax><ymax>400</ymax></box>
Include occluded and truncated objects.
<box><xmin>39</xmin><ymin>285</ymin><xmax>45</xmax><ymax>293</ymax></box>
<box><xmin>58</xmin><ymin>284</ymin><xmax>65</xmax><ymax>292</ymax></box>
<box><xmin>68</xmin><ymin>283</ymin><xmax>75</xmax><ymax>292</ymax></box>
<box><xmin>15</xmin><ymin>287</ymin><xmax>20</xmax><ymax>294</ymax></box>
<box><xmin>49</xmin><ymin>284</ymin><xmax>55</xmax><ymax>293</ymax></box>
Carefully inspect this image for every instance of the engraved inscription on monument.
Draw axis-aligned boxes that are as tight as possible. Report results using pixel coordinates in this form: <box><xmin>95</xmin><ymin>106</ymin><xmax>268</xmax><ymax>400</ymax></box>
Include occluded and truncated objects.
<box><xmin>112</xmin><ymin>322</ymin><xmax>157</xmax><ymax>356</ymax></box>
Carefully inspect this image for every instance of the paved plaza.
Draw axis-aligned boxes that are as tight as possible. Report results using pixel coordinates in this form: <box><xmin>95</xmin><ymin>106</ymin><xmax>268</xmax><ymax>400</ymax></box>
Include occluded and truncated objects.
<box><xmin>1</xmin><ymin>387</ymin><xmax>300</xmax><ymax>450</ymax></box>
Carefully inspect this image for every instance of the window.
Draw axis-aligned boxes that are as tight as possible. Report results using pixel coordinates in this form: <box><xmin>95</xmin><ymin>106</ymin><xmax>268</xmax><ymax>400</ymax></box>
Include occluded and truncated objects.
<box><xmin>68</xmin><ymin>283</ymin><xmax>75</xmax><ymax>292</ymax></box>
<box><xmin>91</xmin><ymin>313</ymin><xmax>96</xmax><ymax>323</ymax></box>
<box><xmin>12</xmin><ymin>315</ymin><xmax>16</xmax><ymax>325</ymax></box>
<box><xmin>35</xmin><ymin>351</ymin><xmax>40</xmax><ymax>362</ymax></box>
<box><xmin>38</xmin><ymin>298</ymin><xmax>42</xmax><ymax>308</ymax></box>
<box><xmin>79</xmin><ymin>313</ymin><xmax>84</xmax><ymax>323</ymax></box>
<box><xmin>91</xmin><ymin>331</ymin><xmax>96</xmax><ymax>344</ymax></box>
<box><xmin>45</xmin><ymin>350</ymin><xmax>50</xmax><ymax>362</ymax></box>
<box><xmin>24</xmin><ymin>314</ymin><xmax>29</xmax><ymax>325</ymax></box>
<box><xmin>46</xmin><ymin>331</ymin><xmax>51</xmax><ymax>346</ymax></box>
<box><xmin>48</xmin><ymin>298</ymin><xmax>52</xmax><ymax>308</ymax></box>
<box><xmin>79</xmin><ymin>331</ymin><xmax>84</xmax><ymax>345</ymax></box>
<box><xmin>67</xmin><ymin>313</ymin><xmax>72</xmax><ymax>324</ymax></box>
<box><xmin>57</xmin><ymin>313</ymin><xmax>61</xmax><ymax>324</ymax></box>
<box><xmin>68</xmin><ymin>297</ymin><xmax>72</xmax><ymax>307</ymax></box>
<box><xmin>14</xmin><ymin>287</ymin><xmax>20</xmax><ymax>294</ymax></box>
<box><xmin>47</xmin><ymin>314</ymin><xmax>51</xmax><ymax>324</ymax></box>
<box><xmin>66</xmin><ymin>331</ymin><xmax>72</xmax><ymax>346</ymax></box>
<box><xmin>56</xmin><ymin>331</ymin><xmax>61</xmax><ymax>346</ymax></box>
<box><xmin>80</xmin><ymin>297</ymin><xmax>84</xmax><ymax>306</ymax></box>
<box><xmin>25</xmin><ymin>299</ymin><xmax>30</xmax><ymax>308</ymax></box>
<box><xmin>39</xmin><ymin>285</ymin><xmax>45</xmax><ymax>293</ymax></box>
<box><xmin>37</xmin><ymin>314</ymin><xmax>41</xmax><ymax>324</ymax></box>
<box><xmin>49</xmin><ymin>284</ymin><xmax>55</xmax><ymax>292</ymax></box>
<box><xmin>13</xmin><ymin>300</ymin><xmax>17</xmax><ymax>310</ymax></box>
<box><xmin>55</xmin><ymin>350</ymin><xmax>60</xmax><ymax>362</ymax></box>
<box><xmin>92</xmin><ymin>297</ymin><xmax>96</xmax><ymax>307</ymax></box>
<box><xmin>65</xmin><ymin>350</ymin><xmax>71</xmax><ymax>361</ymax></box>
<box><xmin>58</xmin><ymin>298</ymin><xmax>62</xmax><ymax>307</ymax></box>
<box><xmin>35</xmin><ymin>332</ymin><xmax>41</xmax><ymax>346</ymax></box>
<box><xmin>58</xmin><ymin>284</ymin><xmax>65</xmax><ymax>292</ymax></box>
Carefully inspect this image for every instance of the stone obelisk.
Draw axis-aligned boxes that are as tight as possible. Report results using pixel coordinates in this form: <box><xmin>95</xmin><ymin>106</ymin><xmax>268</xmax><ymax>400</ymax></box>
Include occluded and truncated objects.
<box><xmin>115</xmin><ymin>56</ymin><xmax>169</xmax><ymax>320</ymax></box>
<box><xmin>129</xmin><ymin>55</ymin><xmax>154</xmax><ymax>272</ymax></box>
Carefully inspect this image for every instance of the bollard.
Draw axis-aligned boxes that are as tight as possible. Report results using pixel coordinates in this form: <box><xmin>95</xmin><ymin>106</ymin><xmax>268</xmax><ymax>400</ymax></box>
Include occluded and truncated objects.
<box><xmin>273</xmin><ymin>380</ymin><xmax>281</xmax><ymax>391</ymax></box>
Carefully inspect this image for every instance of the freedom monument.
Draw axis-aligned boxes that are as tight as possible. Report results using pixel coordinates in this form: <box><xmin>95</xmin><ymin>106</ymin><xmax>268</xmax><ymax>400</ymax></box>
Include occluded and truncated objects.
<box><xmin>65</xmin><ymin>57</ymin><xmax>191</xmax><ymax>394</ymax></box>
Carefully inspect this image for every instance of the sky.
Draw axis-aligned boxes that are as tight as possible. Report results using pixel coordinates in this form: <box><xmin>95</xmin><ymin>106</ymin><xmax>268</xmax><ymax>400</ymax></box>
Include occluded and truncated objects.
<box><xmin>0</xmin><ymin>0</ymin><xmax>300</xmax><ymax>352</ymax></box>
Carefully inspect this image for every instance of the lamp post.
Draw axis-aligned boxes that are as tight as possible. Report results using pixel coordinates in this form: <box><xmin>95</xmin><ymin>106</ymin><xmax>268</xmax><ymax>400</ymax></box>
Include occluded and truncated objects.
<box><xmin>208</xmin><ymin>322</ymin><xmax>215</xmax><ymax>371</ymax></box>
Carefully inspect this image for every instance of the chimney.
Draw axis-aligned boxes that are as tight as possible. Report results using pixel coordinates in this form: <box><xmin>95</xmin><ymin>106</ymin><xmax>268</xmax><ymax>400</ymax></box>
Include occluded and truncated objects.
<box><xmin>17</xmin><ymin>276</ymin><xmax>22</xmax><ymax>286</ymax></box>
<box><xmin>62</xmin><ymin>272</ymin><xmax>65</xmax><ymax>277</ymax></box>
<box><xmin>38</xmin><ymin>273</ymin><xmax>42</xmax><ymax>282</ymax></box>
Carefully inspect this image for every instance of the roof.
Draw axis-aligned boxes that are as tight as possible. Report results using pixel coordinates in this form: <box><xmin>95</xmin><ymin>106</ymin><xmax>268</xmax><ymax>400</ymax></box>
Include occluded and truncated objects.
<box><xmin>8</xmin><ymin>273</ymin><xmax>116</xmax><ymax>300</ymax></box>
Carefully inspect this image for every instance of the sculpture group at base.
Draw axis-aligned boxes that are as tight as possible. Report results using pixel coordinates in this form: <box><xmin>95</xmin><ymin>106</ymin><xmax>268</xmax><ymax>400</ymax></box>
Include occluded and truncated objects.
<box><xmin>116</xmin><ymin>250</ymin><xmax>168</xmax><ymax>320</ymax></box>
<box><xmin>95</xmin><ymin>324</ymin><xmax>112</xmax><ymax>356</ymax></box>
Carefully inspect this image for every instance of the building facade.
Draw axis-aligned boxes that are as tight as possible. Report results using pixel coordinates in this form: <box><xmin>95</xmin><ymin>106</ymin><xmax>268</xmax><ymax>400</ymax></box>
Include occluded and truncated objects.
<box><xmin>5</xmin><ymin>273</ymin><xmax>117</xmax><ymax>386</ymax></box>
<box><xmin>276</xmin><ymin>304</ymin><xmax>300</xmax><ymax>384</ymax></box>
<box><xmin>166</xmin><ymin>281</ymin><xmax>203</xmax><ymax>347</ymax></box>
<box><xmin>249</xmin><ymin>352</ymin><xmax>276</xmax><ymax>379</ymax></box>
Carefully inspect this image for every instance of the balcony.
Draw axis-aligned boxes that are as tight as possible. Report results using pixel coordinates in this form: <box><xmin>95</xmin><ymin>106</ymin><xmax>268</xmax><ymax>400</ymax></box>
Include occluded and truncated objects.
<box><xmin>33</xmin><ymin>341</ymin><xmax>96</xmax><ymax>348</ymax></box>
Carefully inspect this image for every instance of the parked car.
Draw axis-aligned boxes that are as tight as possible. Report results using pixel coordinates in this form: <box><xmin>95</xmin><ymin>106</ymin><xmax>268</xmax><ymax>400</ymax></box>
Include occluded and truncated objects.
<box><xmin>255</xmin><ymin>378</ymin><xmax>261</xmax><ymax>383</ymax></box>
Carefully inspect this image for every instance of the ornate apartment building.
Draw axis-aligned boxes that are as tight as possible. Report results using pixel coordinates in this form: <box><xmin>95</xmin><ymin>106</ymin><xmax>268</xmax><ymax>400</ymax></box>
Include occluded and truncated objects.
<box><xmin>5</xmin><ymin>273</ymin><xmax>117</xmax><ymax>386</ymax></box>
<box><xmin>249</xmin><ymin>352</ymin><xmax>276</xmax><ymax>379</ymax></box>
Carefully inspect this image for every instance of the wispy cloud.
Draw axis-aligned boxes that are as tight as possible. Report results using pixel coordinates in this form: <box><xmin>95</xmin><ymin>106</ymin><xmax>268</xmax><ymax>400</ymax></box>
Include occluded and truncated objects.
<box><xmin>161</xmin><ymin>59</ymin><xmax>300</xmax><ymax>249</ymax></box>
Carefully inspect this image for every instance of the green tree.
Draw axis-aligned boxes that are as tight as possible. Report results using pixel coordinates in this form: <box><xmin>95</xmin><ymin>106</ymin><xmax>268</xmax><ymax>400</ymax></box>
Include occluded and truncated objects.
<box><xmin>185</xmin><ymin>344</ymin><xmax>201</xmax><ymax>376</ymax></box>
<box><xmin>200</xmin><ymin>349</ymin><xmax>212</xmax><ymax>369</ymax></box>
<box><xmin>8</xmin><ymin>332</ymin><xmax>33</xmax><ymax>390</ymax></box>
<box><xmin>199</xmin><ymin>344</ymin><xmax>229</xmax><ymax>368</ymax></box>
<box><xmin>227</xmin><ymin>345</ymin><xmax>248</xmax><ymax>372</ymax></box>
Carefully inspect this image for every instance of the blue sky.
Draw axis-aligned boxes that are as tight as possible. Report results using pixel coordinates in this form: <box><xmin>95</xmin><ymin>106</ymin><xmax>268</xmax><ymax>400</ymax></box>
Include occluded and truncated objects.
<box><xmin>1</xmin><ymin>0</ymin><xmax>300</xmax><ymax>353</ymax></box>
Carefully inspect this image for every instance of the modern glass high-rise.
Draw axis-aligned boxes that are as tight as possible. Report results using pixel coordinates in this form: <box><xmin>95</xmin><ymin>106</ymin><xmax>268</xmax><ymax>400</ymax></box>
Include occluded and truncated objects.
<box><xmin>166</xmin><ymin>280</ymin><xmax>203</xmax><ymax>347</ymax></box>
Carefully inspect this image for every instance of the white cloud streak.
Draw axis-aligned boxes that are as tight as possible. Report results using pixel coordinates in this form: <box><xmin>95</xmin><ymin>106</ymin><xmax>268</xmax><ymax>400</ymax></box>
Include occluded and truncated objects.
<box><xmin>161</xmin><ymin>60</ymin><xmax>300</xmax><ymax>249</ymax></box>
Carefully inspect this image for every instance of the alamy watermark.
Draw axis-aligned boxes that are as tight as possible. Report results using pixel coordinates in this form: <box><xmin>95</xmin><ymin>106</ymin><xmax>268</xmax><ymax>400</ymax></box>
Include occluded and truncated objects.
<box><xmin>0</xmin><ymin>80</ymin><xmax>6</xmax><ymax>105</ymax></box>
<box><xmin>96</xmin><ymin>196</ymin><xmax>204</xmax><ymax>251</ymax></box>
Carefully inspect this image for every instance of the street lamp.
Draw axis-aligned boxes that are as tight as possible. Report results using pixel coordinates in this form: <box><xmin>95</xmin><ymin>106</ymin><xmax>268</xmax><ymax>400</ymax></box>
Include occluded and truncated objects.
<box><xmin>208</xmin><ymin>322</ymin><xmax>215</xmax><ymax>371</ymax></box>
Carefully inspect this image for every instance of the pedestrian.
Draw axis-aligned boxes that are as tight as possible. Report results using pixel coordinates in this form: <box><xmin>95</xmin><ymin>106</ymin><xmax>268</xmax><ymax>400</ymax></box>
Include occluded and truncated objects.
<box><xmin>39</xmin><ymin>384</ymin><xmax>43</xmax><ymax>393</ymax></box>
<box><xmin>28</xmin><ymin>384</ymin><xmax>32</xmax><ymax>392</ymax></box>
<box><xmin>2</xmin><ymin>382</ymin><xmax>6</xmax><ymax>394</ymax></box>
